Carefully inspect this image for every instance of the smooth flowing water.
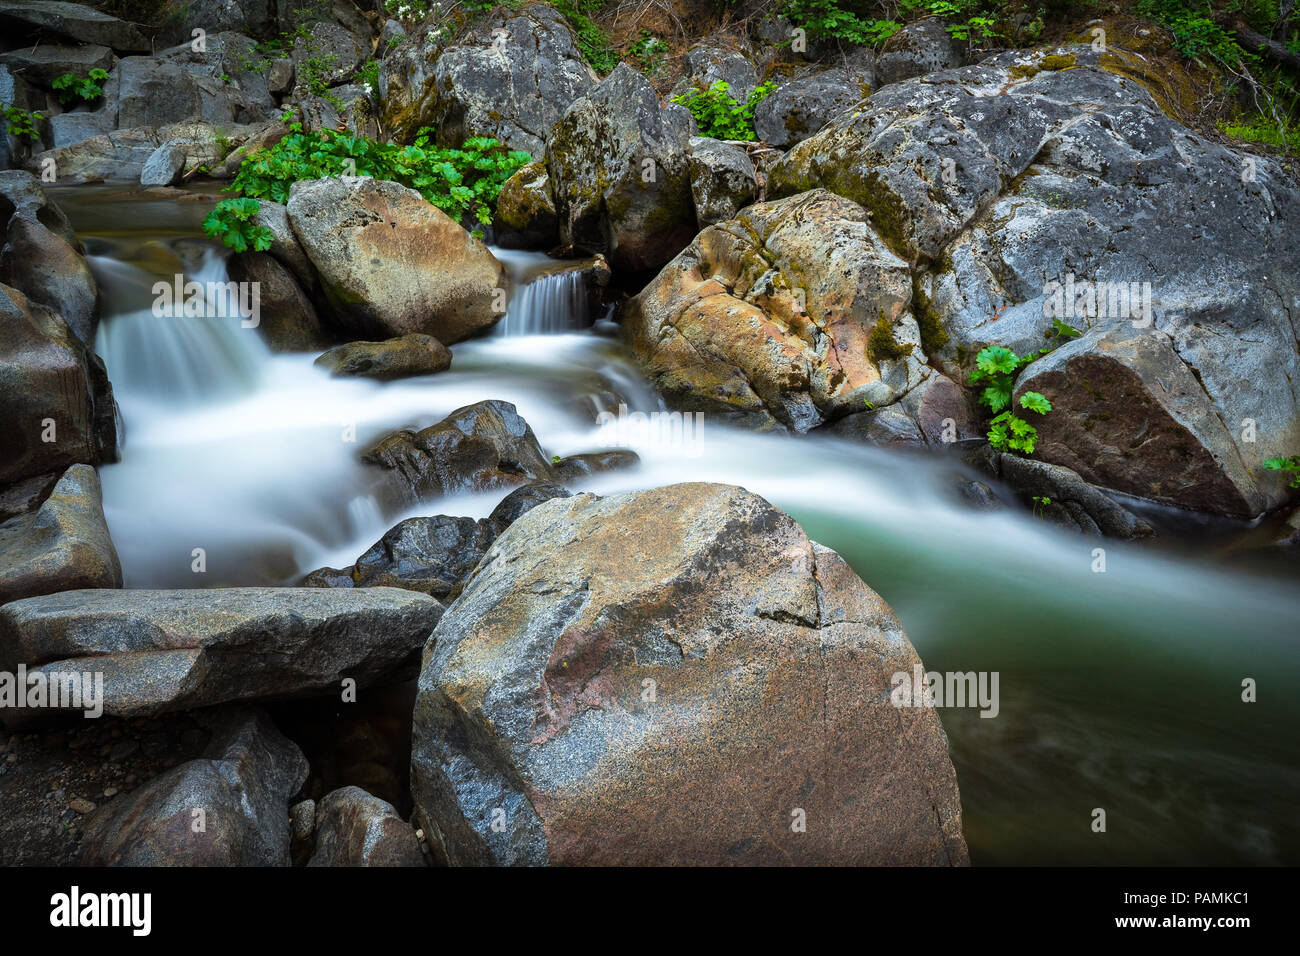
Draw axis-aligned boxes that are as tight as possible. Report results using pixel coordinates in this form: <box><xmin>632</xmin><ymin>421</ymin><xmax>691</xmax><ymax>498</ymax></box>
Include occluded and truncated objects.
<box><xmin>63</xmin><ymin>187</ymin><xmax>1300</xmax><ymax>866</ymax></box>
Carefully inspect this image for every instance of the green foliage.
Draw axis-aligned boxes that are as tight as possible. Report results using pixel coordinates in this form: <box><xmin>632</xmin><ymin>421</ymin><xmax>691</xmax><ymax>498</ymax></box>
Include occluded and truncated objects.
<box><xmin>359</xmin><ymin>59</ymin><xmax>381</xmax><ymax>96</ymax></box>
<box><xmin>900</xmin><ymin>0</ymin><xmax>1001</xmax><ymax>42</ymax></box>
<box><xmin>1264</xmin><ymin>455</ymin><xmax>1300</xmax><ymax>488</ymax></box>
<box><xmin>551</xmin><ymin>0</ymin><xmax>617</xmax><ymax>74</ymax></box>
<box><xmin>229</xmin><ymin>125</ymin><xmax>531</xmax><ymax>226</ymax></box>
<box><xmin>629</xmin><ymin>30</ymin><xmax>669</xmax><ymax>74</ymax></box>
<box><xmin>50</xmin><ymin>68</ymin><xmax>110</xmax><ymax>106</ymax></box>
<box><xmin>671</xmin><ymin>80</ymin><xmax>777</xmax><ymax>141</ymax></box>
<box><xmin>2</xmin><ymin>104</ymin><xmax>43</xmax><ymax>142</ymax></box>
<box><xmin>1220</xmin><ymin>113</ymin><xmax>1300</xmax><ymax>150</ymax></box>
<box><xmin>779</xmin><ymin>0</ymin><xmax>900</xmax><ymax>46</ymax></box>
<box><xmin>202</xmin><ymin>198</ymin><xmax>274</xmax><ymax>253</ymax></box>
<box><xmin>969</xmin><ymin>343</ymin><xmax>1057</xmax><ymax>454</ymax></box>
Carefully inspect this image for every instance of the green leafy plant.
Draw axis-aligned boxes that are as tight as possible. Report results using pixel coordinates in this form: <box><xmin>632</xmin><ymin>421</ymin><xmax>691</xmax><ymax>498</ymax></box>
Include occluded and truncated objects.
<box><xmin>50</xmin><ymin>68</ymin><xmax>110</xmax><ymax>106</ymax></box>
<box><xmin>671</xmin><ymin>80</ymin><xmax>777</xmax><ymax>141</ymax></box>
<box><xmin>630</xmin><ymin>30</ymin><xmax>669</xmax><ymax>74</ymax></box>
<box><xmin>779</xmin><ymin>0</ymin><xmax>900</xmax><ymax>46</ymax></box>
<box><xmin>202</xmin><ymin>198</ymin><xmax>275</xmax><ymax>253</ymax></box>
<box><xmin>2</xmin><ymin>104</ymin><xmax>43</xmax><ymax>141</ymax></box>
<box><xmin>1031</xmin><ymin>494</ymin><xmax>1052</xmax><ymax>516</ymax></box>
<box><xmin>552</xmin><ymin>0</ymin><xmax>617</xmax><ymax>74</ymax></box>
<box><xmin>1264</xmin><ymin>455</ymin><xmax>1300</xmax><ymax>488</ymax></box>
<box><xmin>969</xmin><ymin>345</ymin><xmax>1053</xmax><ymax>454</ymax></box>
<box><xmin>230</xmin><ymin>127</ymin><xmax>530</xmax><ymax>226</ymax></box>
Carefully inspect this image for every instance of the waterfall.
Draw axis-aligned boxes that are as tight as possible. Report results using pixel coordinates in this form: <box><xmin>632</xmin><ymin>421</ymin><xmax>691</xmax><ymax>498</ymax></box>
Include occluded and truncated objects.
<box><xmin>491</xmin><ymin>247</ymin><xmax>590</xmax><ymax>336</ymax></box>
<box><xmin>91</xmin><ymin>248</ymin><xmax>270</xmax><ymax>404</ymax></box>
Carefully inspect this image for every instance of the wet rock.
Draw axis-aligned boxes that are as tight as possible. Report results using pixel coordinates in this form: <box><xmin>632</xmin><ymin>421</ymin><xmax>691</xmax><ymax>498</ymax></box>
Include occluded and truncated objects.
<box><xmin>362</xmin><ymin>400</ymin><xmax>555</xmax><ymax>502</ymax></box>
<box><xmin>27</xmin><ymin>127</ymin><xmax>162</xmax><ymax>183</ymax></box>
<box><xmin>995</xmin><ymin>453</ymin><xmax>1154</xmax><ymax>539</ymax></box>
<box><xmin>546</xmin><ymin>64</ymin><xmax>696</xmax><ymax>274</ymax></box>
<box><xmin>420</xmin><ymin>6</ymin><xmax>596</xmax><ymax>155</ymax></box>
<box><xmin>686</xmin><ymin>136</ymin><xmax>757</xmax><ymax>228</ymax></box>
<box><xmin>494</xmin><ymin>160</ymin><xmax>558</xmax><ymax>250</ymax></box>
<box><xmin>551</xmin><ymin>450</ymin><xmax>640</xmax><ymax>483</ymax></box>
<box><xmin>314</xmin><ymin>334</ymin><xmax>452</xmax><ymax>380</ymax></box>
<box><xmin>0</xmin><ymin>588</ymin><xmax>443</xmax><ymax>721</ymax></box>
<box><xmin>226</xmin><ymin>251</ymin><xmax>329</xmax><ymax>352</ymax></box>
<box><xmin>876</xmin><ymin>17</ymin><xmax>961</xmax><ymax>86</ymax></box>
<box><xmin>307</xmin><ymin>786</ymin><xmax>426</xmax><ymax>867</ymax></box>
<box><xmin>623</xmin><ymin>189</ymin><xmax>924</xmax><ymax>432</ymax></box>
<box><xmin>0</xmin><ymin>170</ymin><xmax>98</xmax><ymax>343</ymax></box>
<box><xmin>80</xmin><ymin>707</ymin><xmax>308</xmax><ymax>866</ymax></box>
<box><xmin>485</xmin><ymin>481</ymin><xmax>573</xmax><ymax>529</ymax></box>
<box><xmin>0</xmin><ymin>283</ymin><xmax>117</xmax><ymax>484</ymax></box>
<box><xmin>412</xmin><ymin>482</ymin><xmax>968</xmax><ymax>865</ymax></box>
<box><xmin>286</xmin><ymin>177</ymin><xmax>509</xmax><ymax>344</ymax></box>
<box><xmin>0</xmin><ymin>464</ymin><xmax>121</xmax><ymax>605</ymax></box>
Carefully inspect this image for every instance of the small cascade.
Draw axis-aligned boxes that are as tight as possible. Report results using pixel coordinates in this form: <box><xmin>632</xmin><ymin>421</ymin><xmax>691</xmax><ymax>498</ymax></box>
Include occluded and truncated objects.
<box><xmin>491</xmin><ymin>247</ymin><xmax>591</xmax><ymax>336</ymax></box>
<box><xmin>92</xmin><ymin>247</ymin><xmax>271</xmax><ymax>404</ymax></box>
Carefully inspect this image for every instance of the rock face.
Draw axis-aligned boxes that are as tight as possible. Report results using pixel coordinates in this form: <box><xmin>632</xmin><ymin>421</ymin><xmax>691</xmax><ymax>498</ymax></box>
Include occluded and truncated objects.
<box><xmin>412</xmin><ymin>482</ymin><xmax>968</xmax><ymax>865</ymax></box>
<box><xmin>362</xmin><ymin>400</ymin><xmax>556</xmax><ymax>502</ymax></box>
<box><xmin>286</xmin><ymin>177</ymin><xmax>509</xmax><ymax>344</ymax></box>
<box><xmin>0</xmin><ymin>171</ymin><xmax>98</xmax><ymax>344</ymax></box>
<box><xmin>546</xmin><ymin>64</ymin><xmax>697</xmax><ymax>274</ymax></box>
<box><xmin>314</xmin><ymin>334</ymin><xmax>452</xmax><ymax>380</ymax></box>
<box><xmin>80</xmin><ymin>707</ymin><xmax>309</xmax><ymax>866</ymax></box>
<box><xmin>754</xmin><ymin>68</ymin><xmax>870</xmax><ymax>148</ymax></box>
<box><xmin>686</xmin><ymin>137</ymin><xmax>757</xmax><ymax>228</ymax></box>
<box><xmin>875</xmin><ymin>17</ymin><xmax>961</xmax><ymax>86</ymax></box>
<box><xmin>623</xmin><ymin>189</ymin><xmax>933</xmax><ymax>433</ymax></box>
<box><xmin>0</xmin><ymin>464</ymin><xmax>121</xmax><ymax>605</ymax></box>
<box><xmin>768</xmin><ymin>48</ymin><xmax>1300</xmax><ymax>517</ymax></box>
<box><xmin>0</xmin><ymin>588</ymin><xmax>443</xmax><ymax>720</ymax></box>
<box><xmin>423</xmin><ymin>6</ymin><xmax>596</xmax><ymax>155</ymax></box>
<box><xmin>307</xmin><ymin>786</ymin><xmax>426</xmax><ymax>867</ymax></box>
<box><xmin>226</xmin><ymin>251</ymin><xmax>329</xmax><ymax>352</ymax></box>
<box><xmin>0</xmin><ymin>283</ymin><xmax>117</xmax><ymax>485</ymax></box>
<box><xmin>0</xmin><ymin>2</ymin><xmax>150</xmax><ymax>52</ymax></box>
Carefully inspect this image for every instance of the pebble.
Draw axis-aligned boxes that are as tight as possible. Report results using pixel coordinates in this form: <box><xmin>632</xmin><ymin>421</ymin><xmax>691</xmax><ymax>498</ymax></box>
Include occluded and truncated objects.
<box><xmin>68</xmin><ymin>798</ymin><xmax>96</xmax><ymax>815</ymax></box>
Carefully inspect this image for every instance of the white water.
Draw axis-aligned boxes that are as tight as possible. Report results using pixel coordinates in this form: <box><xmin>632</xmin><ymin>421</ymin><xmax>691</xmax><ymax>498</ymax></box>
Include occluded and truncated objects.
<box><xmin>75</xmin><ymin>192</ymin><xmax>1300</xmax><ymax>866</ymax></box>
<box><xmin>494</xmin><ymin>249</ymin><xmax>590</xmax><ymax>336</ymax></box>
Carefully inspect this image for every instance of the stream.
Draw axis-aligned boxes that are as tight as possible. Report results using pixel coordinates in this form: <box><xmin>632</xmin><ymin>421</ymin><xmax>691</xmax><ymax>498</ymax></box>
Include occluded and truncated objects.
<box><xmin>61</xmin><ymin>186</ymin><xmax>1300</xmax><ymax>866</ymax></box>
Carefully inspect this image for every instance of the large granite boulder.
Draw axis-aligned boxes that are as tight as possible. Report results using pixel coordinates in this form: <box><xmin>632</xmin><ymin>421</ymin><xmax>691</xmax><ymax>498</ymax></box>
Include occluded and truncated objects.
<box><xmin>286</xmin><ymin>177</ymin><xmax>509</xmax><ymax>344</ymax></box>
<box><xmin>754</xmin><ymin>68</ymin><xmax>870</xmax><ymax>148</ymax></box>
<box><xmin>0</xmin><ymin>464</ymin><xmax>121</xmax><ymax>606</ymax></box>
<box><xmin>875</xmin><ymin>16</ymin><xmax>961</xmax><ymax>86</ymax></box>
<box><xmin>80</xmin><ymin>707</ymin><xmax>309</xmax><ymax>866</ymax></box>
<box><xmin>0</xmin><ymin>588</ymin><xmax>443</xmax><ymax>721</ymax></box>
<box><xmin>546</xmin><ymin>64</ymin><xmax>697</xmax><ymax>274</ymax></box>
<box><xmin>686</xmin><ymin>136</ymin><xmax>757</xmax><ymax>228</ymax></box>
<box><xmin>412</xmin><ymin>482</ymin><xmax>968</xmax><ymax>865</ymax></box>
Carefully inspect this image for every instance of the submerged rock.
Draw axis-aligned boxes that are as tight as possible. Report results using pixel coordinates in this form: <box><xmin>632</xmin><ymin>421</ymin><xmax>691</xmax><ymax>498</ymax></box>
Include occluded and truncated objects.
<box><xmin>412</xmin><ymin>482</ymin><xmax>968</xmax><ymax>865</ymax></box>
<box><xmin>0</xmin><ymin>464</ymin><xmax>121</xmax><ymax>605</ymax></box>
<box><xmin>0</xmin><ymin>588</ymin><xmax>443</xmax><ymax>721</ymax></box>
<box><xmin>308</xmin><ymin>786</ymin><xmax>426</xmax><ymax>867</ymax></box>
<box><xmin>80</xmin><ymin>707</ymin><xmax>308</xmax><ymax>866</ymax></box>
<box><xmin>314</xmin><ymin>334</ymin><xmax>452</xmax><ymax>380</ymax></box>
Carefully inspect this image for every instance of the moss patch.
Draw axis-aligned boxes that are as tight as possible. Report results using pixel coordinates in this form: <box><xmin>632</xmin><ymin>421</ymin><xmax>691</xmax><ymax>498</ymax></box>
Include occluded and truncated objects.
<box><xmin>1039</xmin><ymin>53</ymin><xmax>1078</xmax><ymax>71</ymax></box>
<box><xmin>866</xmin><ymin>312</ymin><xmax>911</xmax><ymax>363</ymax></box>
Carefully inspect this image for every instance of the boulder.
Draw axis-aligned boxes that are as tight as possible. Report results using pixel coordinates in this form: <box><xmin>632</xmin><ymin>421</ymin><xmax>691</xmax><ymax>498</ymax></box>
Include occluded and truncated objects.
<box><xmin>181</xmin><ymin>0</ymin><xmax>277</xmax><ymax>41</ymax></box>
<box><xmin>290</xmin><ymin>21</ymin><xmax>366</xmax><ymax>91</ymax></box>
<box><xmin>754</xmin><ymin>68</ymin><xmax>868</xmax><ymax>148</ymax></box>
<box><xmin>494</xmin><ymin>160</ymin><xmax>558</xmax><ymax>249</ymax></box>
<box><xmin>546</xmin><ymin>64</ymin><xmax>697</xmax><ymax>274</ymax></box>
<box><xmin>772</xmin><ymin>50</ymin><xmax>1300</xmax><ymax>516</ymax></box>
<box><xmin>875</xmin><ymin>17</ymin><xmax>961</xmax><ymax>86</ymax></box>
<box><xmin>226</xmin><ymin>250</ymin><xmax>329</xmax><ymax>352</ymax></box>
<box><xmin>686</xmin><ymin>136</ymin><xmax>757</xmax><ymax>228</ymax></box>
<box><xmin>27</xmin><ymin>126</ymin><xmax>162</xmax><ymax>183</ymax></box>
<box><xmin>0</xmin><ymin>170</ymin><xmax>98</xmax><ymax>343</ymax></box>
<box><xmin>114</xmin><ymin>55</ymin><xmax>268</xmax><ymax>129</ymax></box>
<box><xmin>623</xmin><ymin>189</ymin><xmax>927</xmax><ymax>432</ymax></box>
<box><xmin>0</xmin><ymin>588</ymin><xmax>444</xmax><ymax>720</ymax></box>
<box><xmin>0</xmin><ymin>464</ymin><xmax>121</xmax><ymax>605</ymax></box>
<box><xmin>412</xmin><ymin>482</ymin><xmax>968</xmax><ymax>865</ymax></box>
<box><xmin>314</xmin><ymin>334</ymin><xmax>452</xmax><ymax>380</ymax></box>
<box><xmin>47</xmin><ymin>108</ymin><xmax>115</xmax><ymax>149</ymax></box>
<box><xmin>421</xmin><ymin>5</ymin><xmax>596</xmax><ymax>155</ymax></box>
<box><xmin>0</xmin><ymin>283</ymin><xmax>117</xmax><ymax>485</ymax></box>
<box><xmin>155</xmin><ymin>31</ymin><xmax>279</xmax><ymax>117</ymax></box>
<box><xmin>0</xmin><ymin>43</ymin><xmax>115</xmax><ymax>86</ymax></box>
<box><xmin>0</xmin><ymin>2</ymin><xmax>150</xmax><ymax>53</ymax></box>
<box><xmin>308</xmin><ymin>786</ymin><xmax>426</xmax><ymax>867</ymax></box>
<box><xmin>138</xmin><ymin>141</ymin><xmax>186</xmax><ymax>186</ymax></box>
<box><xmin>80</xmin><ymin>707</ymin><xmax>308</xmax><ymax>866</ymax></box>
<box><xmin>286</xmin><ymin>177</ymin><xmax>509</xmax><ymax>344</ymax></box>
<box><xmin>670</xmin><ymin>43</ymin><xmax>761</xmax><ymax>104</ymax></box>
<box><xmin>361</xmin><ymin>400</ymin><xmax>556</xmax><ymax>502</ymax></box>
<box><xmin>994</xmin><ymin>452</ymin><xmax>1155</xmax><ymax>539</ymax></box>
<box><xmin>552</xmin><ymin>449</ymin><xmax>640</xmax><ymax>483</ymax></box>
